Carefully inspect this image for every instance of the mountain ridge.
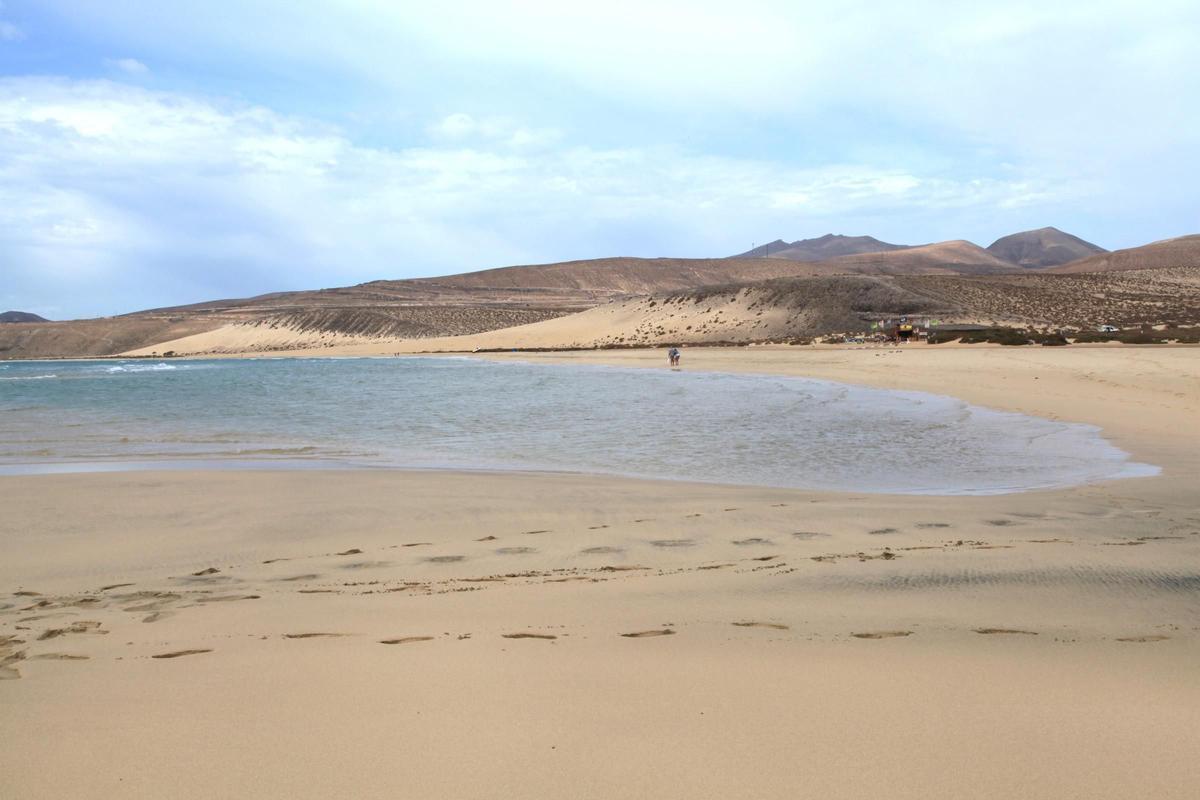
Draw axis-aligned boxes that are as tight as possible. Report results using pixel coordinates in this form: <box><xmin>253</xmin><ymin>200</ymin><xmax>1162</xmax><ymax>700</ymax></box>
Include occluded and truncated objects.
<box><xmin>1047</xmin><ymin>234</ymin><xmax>1200</xmax><ymax>274</ymax></box>
<box><xmin>734</xmin><ymin>233</ymin><xmax>910</xmax><ymax>260</ymax></box>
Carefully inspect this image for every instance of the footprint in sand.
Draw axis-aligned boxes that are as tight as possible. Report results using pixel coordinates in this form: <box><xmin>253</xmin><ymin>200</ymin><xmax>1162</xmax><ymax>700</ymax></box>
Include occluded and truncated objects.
<box><xmin>339</xmin><ymin>561</ymin><xmax>392</xmax><ymax>570</ymax></box>
<box><xmin>621</xmin><ymin>629</ymin><xmax>675</xmax><ymax>638</ymax></box>
<box><xmin>275</xmin><ymin>574</ymin><xmax>321</xmax><ymax>582</ymax></box>
<box><xmin>151</xmin><ymin>649</ymin><xmax>213</xmax><ymax>659</ymax></box>
<box><xmin>336</xmin><ymin>548</ymin><xmax>363</xmax><ymax>556</ymax></box>
<box><xmin>425</xmin><ymin>555</ymin><xmax>466</xmax><ymax>564</ymax></box>
<box><xmin>522</xmin><ymin>530</ymin><xmax>551</xmax><ymax>535</ymax></box>
<box><xmin>29</xmin><ymin>653</ymin><xmax>90</xmax><ymax>661</ymax></box>
<box><xmin>984</xmin><ymin>519</ymin><xmax>1018</xmax><ymax>527</ymax></box>
<box><xmin>651</xmin><ymin>539</ymin><xmax>695</xmax><ymax>548</ymax></box>
<box><xmin>99</xmin><ymin>583</ymin><xmax>136</xmax><ymax>592</ymax></box>
<box><xmin>283</xmin><ymin>633</ymin><xmax>347</xmax><ymax>639</ymax></box>
<box><xmin>379</xmin><ymin>636</ymin><xmax>435</xmax><ymax>645</ymax></box>
<box><xmin>732</xmin><ymin>538</ymin><xmax>772</xmax><ymax>546</ymax></box>
<box><xmin>38</xmin><ymin>620</ymin><xmax>107</xmax><ymax>641</ymax></box>
<box><xmin>851</xmin><ymin>631</ymin><xmax>912</xmax><ymax>639</ymax></box>
<box><xmin>502</xmin><ymin>633</ymin><xmax>557</xmax><ymax>640</ymax></box>
<box><xmin>582</xmin><ymin>546</ymin><xmax>623</xmax><ymax>555</ymax></box>
<box><xmin>916</xmin><ymin>523</ymin><xmax>951</xmax><ymax>529</ymax></box>
<box><xmin>973</xmin><ymin>628</ymin><xmax>1038</xmax><ymax>636</ymax></box>
<box><xmin>122</xmin><ymin>592</ymin><xmax>183</xmax><ymax>613</ymax></box>
<box><xmin>732</xmin><ymin>622</ymin><xmax>789</xmax><ymax>631</ymax></box>
<box><xmin>1115</xmin><ymin>635</ymin><xmax>1171</xmax><ymax>643</ymax></box>
<box><xmin>175</xmin><ymin>571</ymin><xmax>233</xmax><ymax>585</ymax></box>
<box><xmin>1</xmin><ymin>639</ymin><xmax>26</xmax><ymax>679</ymax></box>
<box><xmin>792</xmin><ymin>531</ymin><xmax>830</xmax><ymax>540</ymax></box>
<box><xmin>496</xmin><ymin>547</ymin><xmax>536</xmax><ymax>555</ymax></box>
<box><xmin>195</xmin><ymin>594</ymin><xmax>261</xmax><ymax>603</ymax></box>
<box><xmin>476</xmin><ymin>536</ymin><xmax>498</xmax><ymax>542</ymax></box>
<box><xmin>588</xmin><ymin>525</ymin><xmax>609</xmax><ymax>530</ymax></box>
<box><xmin>869</xmin><ymin>528</ymin><xmax>899</xmax><ymax>535</ymax></box>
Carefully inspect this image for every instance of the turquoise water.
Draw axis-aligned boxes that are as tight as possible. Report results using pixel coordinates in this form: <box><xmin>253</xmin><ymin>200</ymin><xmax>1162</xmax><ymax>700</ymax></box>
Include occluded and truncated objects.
<box><xmin>0</xmin><ymin>357</ymin><xmax>1157</xmax><ymax>494</ymax></box>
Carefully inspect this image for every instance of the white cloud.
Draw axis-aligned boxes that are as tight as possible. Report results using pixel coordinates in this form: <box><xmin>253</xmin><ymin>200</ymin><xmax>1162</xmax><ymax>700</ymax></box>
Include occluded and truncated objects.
<box><xmin>0</xmin><ymin>77</ymin><xmax>1063</xmax><ymax>316</ymax></box>
<box><xmin>104</xmin><ymin>57</ymin><xmax>150</xmax><ymax>75</ymax></box>
<box><xmin>428</xmin><ymin>112</ymin><xmax>561</xmax><ymax>149</ymax></box>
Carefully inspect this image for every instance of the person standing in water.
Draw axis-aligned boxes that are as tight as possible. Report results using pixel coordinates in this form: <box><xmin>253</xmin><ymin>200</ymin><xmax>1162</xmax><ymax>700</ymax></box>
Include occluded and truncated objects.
<box><xmin>668</xmin><ymin>346</ymin><xmax>680</xmax><ymax>367</ymax></box>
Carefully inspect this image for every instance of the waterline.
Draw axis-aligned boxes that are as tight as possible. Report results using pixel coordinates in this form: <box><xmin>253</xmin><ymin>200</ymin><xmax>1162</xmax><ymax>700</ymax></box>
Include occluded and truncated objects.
<box><xmin>0</xmin><ymin>357</ymin><xmax>1158</xmax><ymax>494</ymax></box>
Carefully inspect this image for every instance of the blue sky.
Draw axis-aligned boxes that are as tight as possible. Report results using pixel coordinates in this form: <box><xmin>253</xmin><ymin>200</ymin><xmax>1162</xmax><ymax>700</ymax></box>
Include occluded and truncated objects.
<box><xmin>1</xmin><ymin>1</ymin><xmax>1198</xmax><ymax>319</ymax></box>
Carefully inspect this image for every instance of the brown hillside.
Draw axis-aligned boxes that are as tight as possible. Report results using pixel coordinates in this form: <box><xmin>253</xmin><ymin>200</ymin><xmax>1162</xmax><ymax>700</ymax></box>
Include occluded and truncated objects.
<box><xmin>406</xmin><ymin>257</ymin><xmax>849</xmax><ymax>294</ymax></box>
<box><xmin>1049</xmin><ymin>235</ymin><xmax>1200</xmax><ymax>274</ymax></box>
<box><xmin>736</xmin><ymin>234</ymin><xmax>908</xmax><ymax>260</ymax></box>
<box><xmin>440</xmin><ymin>267</ymin><xmax>1200</xmax><ymax>350</ymax></box>
<box><xmin>986</xmin><ymin>227</ymin><xmax>1106</xmax><ymax>269</ymax></box>
<box><xmin>895</xmin><ymin>267</ymin><xmax>1200</xmax><ymax>329</ymax></box>
<box><xmin>816</xmin><ymin>240</ymin><xmax>1017</xmax><ymax>275</ymax></box>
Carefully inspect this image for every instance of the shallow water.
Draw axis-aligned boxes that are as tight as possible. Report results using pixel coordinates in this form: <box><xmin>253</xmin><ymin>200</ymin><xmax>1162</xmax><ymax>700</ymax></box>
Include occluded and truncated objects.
<box><xmin>0</xmin><ymin>357</ymin><xmax>1157</xmax><ymax>494</ymax></box>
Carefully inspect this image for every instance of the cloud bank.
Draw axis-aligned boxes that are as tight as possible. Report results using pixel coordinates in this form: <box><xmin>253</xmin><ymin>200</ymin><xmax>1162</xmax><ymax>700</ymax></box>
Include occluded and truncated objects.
<box><xmin>1</xmin><ymin>1</ymin><xmax>1198</xmax><ymax>317</ymax></box>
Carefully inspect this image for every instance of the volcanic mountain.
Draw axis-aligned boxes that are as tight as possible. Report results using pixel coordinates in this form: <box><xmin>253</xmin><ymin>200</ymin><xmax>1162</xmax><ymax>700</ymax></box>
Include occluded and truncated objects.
<box><xmin>1048</xmin><ymin>234</ymin><xmax>1200</xmax><ymax>273</ymax></box>
<box><xmin>813</xmin><ymin>240</ymin><xmax>1017</xmax><ymax>275</ymax></box>
<box><xmin>735</xmin><ymin>234</ymin><xmax>908</xmax><ymax>260</ymax></box>
<box><xmin>0</xmin><ymin>311</ymin><xmax>49</xmax><ymax>323</ymax></box>
<box><xmin>986</xmin><ymin>227</ymin><xmax>1107</xmax><ymax>269</ymax></box>
<box><xmin>3</xmin><ymin>230</ymin><xmax>1195</xmax><ymax>360</ymax></box>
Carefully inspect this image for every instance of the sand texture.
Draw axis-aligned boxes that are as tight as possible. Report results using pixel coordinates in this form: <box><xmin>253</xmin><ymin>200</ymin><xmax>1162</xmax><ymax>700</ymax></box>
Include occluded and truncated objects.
<box><xmin>1</xmin><ymin>347</ymin><xmax>1198</xmax><ymax>798</ymax></box>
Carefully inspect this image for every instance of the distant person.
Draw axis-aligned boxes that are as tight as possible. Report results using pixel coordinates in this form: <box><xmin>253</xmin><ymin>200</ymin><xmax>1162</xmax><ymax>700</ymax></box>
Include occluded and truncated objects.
<box><xmin>668</xmin><ymin>346</ymin><xmax>680</xmax><ymax>367</ymax></box>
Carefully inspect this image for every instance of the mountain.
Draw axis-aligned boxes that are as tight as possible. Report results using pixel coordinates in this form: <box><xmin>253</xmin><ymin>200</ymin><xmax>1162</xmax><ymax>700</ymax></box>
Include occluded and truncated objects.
<box><xmin>815</xmin><ymin>240</ymin><xmax>1018</xmax><ymax>275</ymax></box>
<box><xmin>734</xmin><ymin>234</ymin><xmax>908</xmax><ymax>260</ymax></box>
<box><xmin>986</xmin><ymin>227</ymin><xmax>1107</xmax><ymax>269</ymax></box>
<box><xmin>341</xmin><ymin>266</ymin><xmax>1200</xmax><ymax>353</ymax></box>
<box><xmin>0</xmin><ymin>311</ymin><xmax>49</xmax><ymax>323</ymax></box>
<box><xmin>1048</xmin><ymin>234</ymin><xmax>1200</xmax><ymax>274</ymax></box>
<box><xmin>5</xmin><ymin>232</ymin><xmax>1193</xmax><ymax>360</ymax></box>
<box><xmin>409</xmin><ymin>257</ymin><xmax>831</xmax><ymax>294</ymax></box>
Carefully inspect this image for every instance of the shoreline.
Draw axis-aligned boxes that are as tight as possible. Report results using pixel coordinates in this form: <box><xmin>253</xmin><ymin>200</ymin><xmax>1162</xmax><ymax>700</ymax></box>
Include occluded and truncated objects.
<box><xmin>2</xmin><ymin>344</ymin><xmax>1198</xmax><ymax>799</ymax></box>
<box><xmin>0</xmin><ymin>351</ymin><xmax>1171</xmax><ymax>495</ymax></box>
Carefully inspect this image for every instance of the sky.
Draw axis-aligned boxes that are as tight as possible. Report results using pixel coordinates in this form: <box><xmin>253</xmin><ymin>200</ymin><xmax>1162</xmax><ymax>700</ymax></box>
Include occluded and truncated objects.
<box><xmin>1</xmin><ymin>1</ymin><xmax>1198</xmax><ymax>319</ymax></box>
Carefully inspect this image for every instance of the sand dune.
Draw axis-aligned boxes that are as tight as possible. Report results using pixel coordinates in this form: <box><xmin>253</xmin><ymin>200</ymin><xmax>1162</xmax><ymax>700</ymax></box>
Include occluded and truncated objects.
<box><xmin>123</xmin><ymin>266</ymin><xmax>1200</xmax><ymax>356</ymax></box>
<box><xmin>7</xmin><ymin>233</ymin><xmax>1197</xmax><ymax>360</ymax></box>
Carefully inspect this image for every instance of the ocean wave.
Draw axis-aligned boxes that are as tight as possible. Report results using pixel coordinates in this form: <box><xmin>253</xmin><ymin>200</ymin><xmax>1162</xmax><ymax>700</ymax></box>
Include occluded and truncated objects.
<box><xmin>1</xmin><ymin>374</ymin><xmax>58</xmax><ymax>381</ymax></box>
<box><xmin>105</xmin><ymin>363</ymin><xmax>179</xmax><ymax>373</ymax></box>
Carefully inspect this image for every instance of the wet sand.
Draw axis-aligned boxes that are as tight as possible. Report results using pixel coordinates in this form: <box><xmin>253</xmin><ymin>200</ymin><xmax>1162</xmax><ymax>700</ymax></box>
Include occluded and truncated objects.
<box><xmin>1</xmin><ymin>346</ymin><xmax>1198</xmax><ymax>798</ymax></box>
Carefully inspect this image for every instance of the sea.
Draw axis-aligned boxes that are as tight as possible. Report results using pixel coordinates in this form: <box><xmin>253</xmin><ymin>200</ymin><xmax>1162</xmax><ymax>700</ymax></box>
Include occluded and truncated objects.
<box><xmin>0</xmin><ymin>357</ymin><xmax>1158</xmax><ymax>494</ymax></box>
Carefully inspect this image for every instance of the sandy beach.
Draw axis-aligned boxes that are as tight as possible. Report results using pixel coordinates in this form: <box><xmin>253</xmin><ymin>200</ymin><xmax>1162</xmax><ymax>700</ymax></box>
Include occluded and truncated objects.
<box><xmin>2</xmin><ymin>346</ymin><xmax>1198</xmax><ymax>799</ymax></box>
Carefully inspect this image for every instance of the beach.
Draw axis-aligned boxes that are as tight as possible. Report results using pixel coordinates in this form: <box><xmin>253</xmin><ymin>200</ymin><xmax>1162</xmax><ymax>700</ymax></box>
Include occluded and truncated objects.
<box><xmin>2</xmin><ymin>345</ymin><xmax>1198</xmax><ymax>799</ymax></box>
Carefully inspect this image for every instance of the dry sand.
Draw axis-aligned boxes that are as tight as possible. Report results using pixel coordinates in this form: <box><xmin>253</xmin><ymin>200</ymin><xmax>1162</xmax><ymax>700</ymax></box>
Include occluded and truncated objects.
<box><xmin>2</xmin><ymin>346</ymin><xmax>1198</xmax><ymax>799</ymax></box>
